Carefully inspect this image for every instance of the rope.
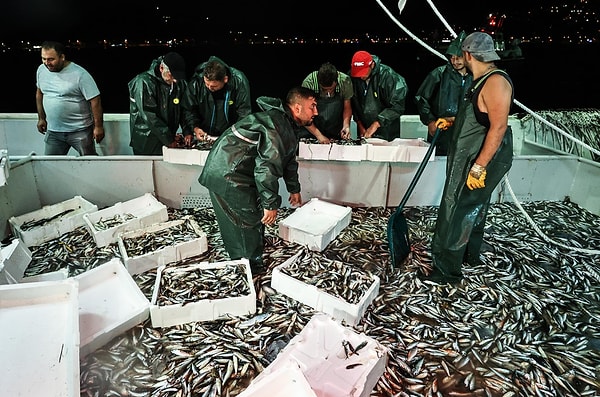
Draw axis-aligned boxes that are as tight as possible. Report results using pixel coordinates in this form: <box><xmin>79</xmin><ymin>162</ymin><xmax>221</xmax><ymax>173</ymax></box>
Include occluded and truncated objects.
<box><xmin>376</xmin><ymin>0</ymin><xmax>600</xmax><ymax>256</ymax></box>
<box><xmin>503</xmin><ymin>175</ymin><xmax>600</xmax><ymax>255</ymax></box>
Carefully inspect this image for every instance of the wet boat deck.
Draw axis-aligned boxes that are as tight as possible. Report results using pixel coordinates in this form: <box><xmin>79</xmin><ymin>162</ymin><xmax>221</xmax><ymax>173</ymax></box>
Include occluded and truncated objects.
<box><xmin>22</xmin><ymin>200</ymin><xmax>600</xmax><ymax>396</ymax></box>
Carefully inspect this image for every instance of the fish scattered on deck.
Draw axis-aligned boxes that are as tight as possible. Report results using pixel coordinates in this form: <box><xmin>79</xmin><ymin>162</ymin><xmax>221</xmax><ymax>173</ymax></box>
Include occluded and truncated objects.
<box><xmin>16</xmin><ymin>200</ymin><xmax>600</xmax><ymax>396</ymax></box>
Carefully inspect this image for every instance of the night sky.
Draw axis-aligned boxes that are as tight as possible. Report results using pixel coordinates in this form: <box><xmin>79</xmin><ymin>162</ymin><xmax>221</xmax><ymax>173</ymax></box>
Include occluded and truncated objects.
<box><xmin>0</xmin><ymin>0</ymin><xmax>526</xmax><ymax>42</ymax></box>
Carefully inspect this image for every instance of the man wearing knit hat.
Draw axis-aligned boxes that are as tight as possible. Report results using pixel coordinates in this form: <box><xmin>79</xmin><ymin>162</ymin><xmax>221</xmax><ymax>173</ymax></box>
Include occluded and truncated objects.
<box><xmin>349</xmin><ymin>50</ymin><xmax>408</xmax><ymax>141</ymax></box>
<box><xmin>414</xmin><ymin>31</ymin><xmax>472</xmax><ymax>156</ymax></box>
<box><xmin>425</xmin><ymin>31</ymin><xmax>514</xmax><ymax>284</ymax></box>
<box><xmin>128</xmin><ymin>52</ymin><xmax>190</xmax><ymax>155</ymax></box>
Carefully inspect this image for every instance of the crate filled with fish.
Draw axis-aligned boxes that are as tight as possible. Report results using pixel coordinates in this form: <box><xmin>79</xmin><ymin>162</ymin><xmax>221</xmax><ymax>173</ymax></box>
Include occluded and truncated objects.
<box><xmin>298</xmin><ymin>138</ymin><xmax>368</xmax><ymax>161</ymax></box>
<box><xmin>251</xmin><ymin>313</ymin><xmax>388</xmax><ymax>397</ymax></box>
<box><xmin>149</xmin><ymin>258</ymin><xmax>256</xmax><ymax>327</ymax></box>
<box><xmin>271</xmin><ymin>249</ymin><xmax>380</xmax><ymax>326</ymax></box>
<box><xmin>118</xmin><ymin>215</ymin><xmax>208</xmax><ymax>275</ymax></box>
<box><xmin>0</xmin><ymin>238</ymin><xmax>31</xmax><ymax>284</ymax></box>
<box><xmin>279</xmin><ymin>198</ymin><xmax>352</xmax><ymax>252</ymax></box>
<box><xmin>74</xmin><ymin>258</ymin><xmax>150</xmax><ymax>357</ymax></box>
<box><xmin>365</xmin><ymin>137</ymin><xmax>434</xmax><ymax>162</ymax></box>
<box><xmin>161</xmin><ymin>138</ymin><xmax>215</xmax><ymax>165</ymax></box>
<box><xmin>8</xmin><ymin>195</ymin><xmax>98</xmax><ymax>247</ymax></box>
<box><xmin>0</xmin><ymin>278</ymin><xmax>80</xmax><ymax>396</ymax></box>
<box><xmin>83</xmin><ymin>192</ymin><xmax>168</xmax><ymax>248</ymax></box>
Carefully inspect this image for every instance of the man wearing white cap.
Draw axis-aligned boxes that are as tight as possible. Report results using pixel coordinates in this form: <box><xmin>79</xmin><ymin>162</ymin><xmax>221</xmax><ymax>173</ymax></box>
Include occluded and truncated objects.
<box><xmin>349</xmin><ymin>50</ymin><xmax>408</xmax><ymax>141</ymax></box>
<box><xmin>425</xmin><ymin>31</ymin><xmax>514</xmax><ymax>284</ymax></box>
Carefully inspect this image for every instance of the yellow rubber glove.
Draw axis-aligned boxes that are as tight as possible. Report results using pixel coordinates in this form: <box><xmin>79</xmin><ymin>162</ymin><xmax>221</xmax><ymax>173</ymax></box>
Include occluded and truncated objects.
<box><xmin>435</xmin><ymin>118</ymin><xmax>453</xmax><ymax>131</ymax></box>
<box><xmin>466</xmin><ymin>163</ymin><xmax>486</xmax><ymax>190</ymax></box>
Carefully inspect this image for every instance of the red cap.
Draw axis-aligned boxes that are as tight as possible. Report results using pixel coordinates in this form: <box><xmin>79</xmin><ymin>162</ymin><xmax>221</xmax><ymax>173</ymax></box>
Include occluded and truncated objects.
<box><xmin>351</xmin><ymin>51</ymin><xmax>373</xmax><ymax>78</ymax></box>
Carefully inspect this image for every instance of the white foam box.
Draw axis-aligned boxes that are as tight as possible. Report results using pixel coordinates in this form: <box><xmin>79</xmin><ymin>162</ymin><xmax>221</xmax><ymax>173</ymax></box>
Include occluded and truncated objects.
<box><xmin>21</xmin><ymin>268</ymin><xmax>69</xmax><ymax>283</ymax></box>
<box><xmin>238</xmin><ymin>363</ymin><xmax>317</xmax><ymax>397</ymax></box>
<box><xmin>83</xmin><ymin>192</ymin><xmax>169</xmax><ymax>248</ymax></box>
<box><xmin>0</xmin><ymin>239</ymin><xmax>32</xmax><ymax>284</ymax></box>
<box><xmin>279</xmin><ymin>198</ymin><xmax>352</xmax><ymax>252</ymax></box>
<box><xmin>298</xmin><ymin>142</ymin><xmax>367</xmax><ymax>162</ymax></box>
<box><xmin>74</xmin><ymin>258</ymin><xmax>150</xmax><ymax>357</ymax></box>
<box><xmin>149</xmin><ymin>258</ymin><xmax>256</xmax><ymax>327</ymax></box>
<box><xmin>162</xmin><ymin>146</ymin><xmax>210</xmax><ymax>166</ymax></box>
<box><xmin>366</xmin><ymin>138</ymin><xmax>434</xmax><ymax>162</ymax></box>
<box><xmin>327</xmin><ymin>143</ymin><xmax>367</xmax><ymax>161</ymax></box>
<box><xmin>8</xmin><ymin>195</ymin><xmax>98</xmax><ymax>247</ymax></box>
<box><xmin>0</xmin><ymin>149</ymin><xmax>9</xmax><ymax>186</ymax></box>
<box><xmin>254</xmin><ymin>313</ymin><xmax>388</xmax><ymax>397</ymax></box>
<box><xmin>271</xmin><ymin>251</ymin><xmax>380</xmax><ymax>326</ymax></box>
<box><xmin>0</xmin><ymin>278</ymin><xmax>80</xmax><ymax>396</ymax></box>
<box><xmin>298</xmin><ymin>141</ymin><xmax>331</xmax><ymax>160</ymax></box>
<box><xmin>118</xmin><ymin>216</ymin><xmax>208</xmax><ymax>275</ymax></box>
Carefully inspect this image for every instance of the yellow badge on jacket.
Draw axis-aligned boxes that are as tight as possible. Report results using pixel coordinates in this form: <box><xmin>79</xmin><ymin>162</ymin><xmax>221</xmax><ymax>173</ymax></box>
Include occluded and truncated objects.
<box><xmin>173</xmin><ymin>98</ymin><xmax>180</xmax><ymax>105</ymax></box>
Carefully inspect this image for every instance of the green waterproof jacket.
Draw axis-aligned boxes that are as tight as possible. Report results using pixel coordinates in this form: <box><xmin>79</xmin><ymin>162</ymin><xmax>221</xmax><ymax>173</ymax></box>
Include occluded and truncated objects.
<box><xmin>414</xmin><ymin>64</ymin><xmax>472</xmax><ymax>126</ymax></box>
<box><xmin>198</xmin><ymin>96</ymin><xmax>301</xmax><ymax>210</ymax></box>
<box><xmin>182</xmin><ymin>56</ymin><xmax>252</xmax><ymax>137</ymax></box>
<box><xmin>128</xmin><ymin>57</ymin><xmax>188</xmax><ymax>155</ymax></box>
<box><xmin>350</xmin><ymin>54</ymin><xmax>407</xmax><ymax>141</ymax></box>
<box><xmin>414</xmin><ymin>63</ymin><xmax>473</xmax><ymax>155</ymax></box>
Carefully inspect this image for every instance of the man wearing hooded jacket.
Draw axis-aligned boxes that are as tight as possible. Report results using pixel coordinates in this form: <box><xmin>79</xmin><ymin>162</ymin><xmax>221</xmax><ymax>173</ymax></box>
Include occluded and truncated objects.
<box><xmin>349</xmin><ymin>51</ymin><xmax>408</xmax><ymax>141</ymax></box>
<box><xmin>128</xmin><ymin>52</ymin><xmax>189</xmax><ymax>155</ymax></box>
<box><xmin>182</xmin><ymin>56</ymin><xmax>251</xmax><ymax>144</ymax></box>
<box><xmin>199</xmin><ymin>86</ymin><xmax>318</xmax><ymax>273</ymax></box>
<box><xmin>414</xmin><ymin>32</ymin><xmax>472</xmax><ymax>156</ymax></box>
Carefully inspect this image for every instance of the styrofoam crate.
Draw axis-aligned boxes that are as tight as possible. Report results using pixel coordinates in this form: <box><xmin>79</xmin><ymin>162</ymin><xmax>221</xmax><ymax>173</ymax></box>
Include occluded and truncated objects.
<box><xmin>0</xmin><ymin>278</ymin><xmax>80</xmax><ymax>396</ymax></box>
<box><xmin>254</xmin><ymin>313</ymin><xmax>388</xmax><ymax>397</ymax></box>
<box><xmin>279</xmin><ymin>198</ymin><xmax>352</xmax><ymax>252</ymax></box>
<box><xmin>271</xmin><ymin>250</ymin><xmax>380</xmax><ymax>326</ymax></box>
<box><xmin>162</xmin><ymin>146</ymin><xmax>210</xmax><ymax>165</ymax></box>
<box><xmin>74</xmin><ymin>258</ymin><xmax>150</xmax><ymax>357</ymax></box>
<box><xmin>298</xmin><ymin>142</ymin><xmax>367</xmax><ymax>162</ymax></box>
<box><xmin>149</xmin><ymin>259</ymin><xmax>256</xmax><ymax>327</ymax></box>
<box><xmin>298</xmin><ymin>141</ymin><xmax>330</xmax><ymax>160</ymax></box>
<box><xmin>327</xmin><ymin>143</ymin><xmax>367</xmax><ymax>161</ymax></box>
<box><xmin>118</xmin><ymin>216</ymin><xmax>208</xmax><ymax>275</ymax></box>
<box><xmin>238</xmin><ymin>363</ymin><xmax>317</xmax><ymax>397</ymax></box>
<box><xmin>0</xmin><ymin>239</ymin><xmax>32</xmax><ymax>284</ymax></box>
<box><xmin>21</xmin><ymin>268</ymin><xmax>69</xmax><ymax>284</ymax></box>
<box><xmin>365</xmin><ymin>138</ymin><xmax>434</xmax><ymax>162</ymax></box>
<box><xmin>0</xmin><ymin>149</ymin><xmax>9</xmax><ymax>186</ymax></box>
<box><xmin>8</xmin><ymin>195</ymin><xmax>98</xmax><ymax>247</ymax></box>
<box><xmin>83</xmin><ymin>193</ymin><xmax>168</xmax><ymax>248</ymax></box>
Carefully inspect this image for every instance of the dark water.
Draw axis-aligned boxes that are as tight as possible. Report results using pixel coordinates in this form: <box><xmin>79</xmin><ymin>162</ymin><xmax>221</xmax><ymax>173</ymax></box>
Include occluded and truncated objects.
<box><xmin>2</xmin><ymin>42</ymin><xmax>598</xmax><ymax>114</ymax></box>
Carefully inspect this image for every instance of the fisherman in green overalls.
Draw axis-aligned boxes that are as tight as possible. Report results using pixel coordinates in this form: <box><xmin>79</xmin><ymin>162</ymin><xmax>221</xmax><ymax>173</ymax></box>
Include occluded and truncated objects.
<box><xmin>424</xmin><ymin>32</ymin><xmax>514</xmax><ymax>284</ymax></box>
<box><xmin>198</xmin><ymin>87</ymin><xmax>318</xmax><ymax>274</ymax></box>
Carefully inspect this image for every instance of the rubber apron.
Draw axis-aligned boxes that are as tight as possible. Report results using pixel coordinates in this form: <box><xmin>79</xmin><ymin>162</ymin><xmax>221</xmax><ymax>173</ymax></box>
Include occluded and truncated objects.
<box><xmin>431</xmin><ymin>70</ymin><xmax>513</xmax><ymax>280</ymax></box>
<box><xmin>314</xmin><ymin>93</ymin><xmax>344</xmax><ymax>139</ymax></box>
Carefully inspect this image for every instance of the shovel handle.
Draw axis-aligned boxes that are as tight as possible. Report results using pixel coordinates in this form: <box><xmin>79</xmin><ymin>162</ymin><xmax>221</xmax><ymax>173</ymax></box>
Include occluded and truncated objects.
<box><xmin>397</xmin><ymin>127</ymin><xmax>442</xmax><ymax>209</ymax></box>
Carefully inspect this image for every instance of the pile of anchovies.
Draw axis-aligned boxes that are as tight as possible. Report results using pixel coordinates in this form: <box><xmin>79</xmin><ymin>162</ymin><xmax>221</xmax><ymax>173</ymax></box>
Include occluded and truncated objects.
<box><xmin>18</xmin><ymin>198</ymin><xmax>600</xmax><ymax>397</ymax></box>
<box><xmin>528</xmin><ymin>108</ymin><xmax>600</xmax><ymax>161</ymax></box>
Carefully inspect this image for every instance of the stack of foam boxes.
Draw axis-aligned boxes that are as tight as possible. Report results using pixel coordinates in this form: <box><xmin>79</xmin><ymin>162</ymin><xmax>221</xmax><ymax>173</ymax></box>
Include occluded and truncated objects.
<box><xmin>267</xmin><ymin>198</ymin><xmax>387</xmax><ymax>396</ymax></box>
<box><xmin>0</xmin><ymin>192</ymin><xmax>216</xmax><ymax>395</ymax></box>
<box><xmin>298</xmin><ymin>137</ymin><xmax>433</xmax><ymax>162</ymax></box>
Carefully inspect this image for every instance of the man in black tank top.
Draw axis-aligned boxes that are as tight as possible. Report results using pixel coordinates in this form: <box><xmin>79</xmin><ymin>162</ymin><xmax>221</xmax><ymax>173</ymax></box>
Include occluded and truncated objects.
<box><xmin>424</xmin><ymin>32</ymin><xmax>514</xmax><ymax>284</ymax></box>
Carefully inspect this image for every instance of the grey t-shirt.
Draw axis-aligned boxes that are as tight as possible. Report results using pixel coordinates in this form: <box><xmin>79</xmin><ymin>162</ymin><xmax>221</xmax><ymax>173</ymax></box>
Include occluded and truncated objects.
<box><xmin>36</xmin><ymin>62</ymin><xmax>100</xmax><ymax>132</ymax></box>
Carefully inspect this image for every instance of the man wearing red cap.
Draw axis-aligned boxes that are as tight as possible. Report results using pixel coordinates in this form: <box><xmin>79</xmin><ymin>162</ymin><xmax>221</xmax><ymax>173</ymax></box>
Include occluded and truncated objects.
<box><xmin>349</xmin><ymin>50</ymin><xmax>408</xmax><ymax>141</ymax></box>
